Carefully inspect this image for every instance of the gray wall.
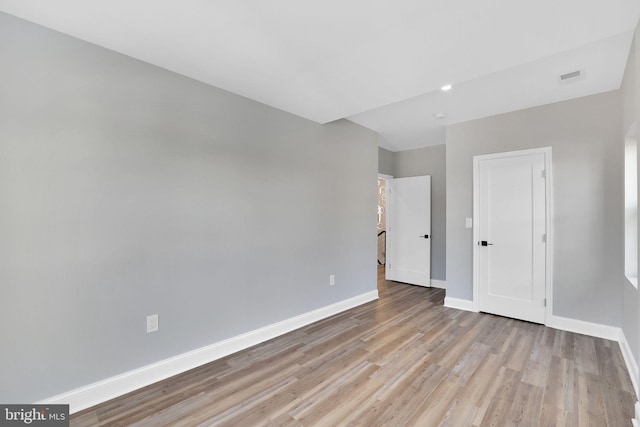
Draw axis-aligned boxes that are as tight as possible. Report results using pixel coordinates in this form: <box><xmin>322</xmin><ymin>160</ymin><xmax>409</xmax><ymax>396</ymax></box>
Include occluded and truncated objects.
<box><xmin>446</xmin><ymin>91</ymin><xmax>623</xmax><ymax>326</ymax></box>
<box><xmin>378</xmin><ymin>146</ymin><xmax>395</xmax><ymax>176</ymax></box>
<box><xmin>394</xmin><ymin>145</ymin><xmax>446</xmax><ymax>281</ymax></box>
<box><xmin>0</xmin><ymin>12</ymin><xmax>378</xmax><ymax>403</ymax></box>
<box><xmin>621</xmin><ymin>23</ymin><xmax>640</xmax><ymax>371</ymax></box>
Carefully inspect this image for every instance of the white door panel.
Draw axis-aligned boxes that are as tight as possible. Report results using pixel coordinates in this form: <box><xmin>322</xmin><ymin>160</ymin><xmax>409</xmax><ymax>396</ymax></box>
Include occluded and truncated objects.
<box><xmin>386</xmin><ymin>176</ymin><xmax>431</xmax><ymax>286</ymax></box>
<box><xmin>476</xmin><ymin>151</ymin><xmax>548</xmax><ymax>324</ymax></box>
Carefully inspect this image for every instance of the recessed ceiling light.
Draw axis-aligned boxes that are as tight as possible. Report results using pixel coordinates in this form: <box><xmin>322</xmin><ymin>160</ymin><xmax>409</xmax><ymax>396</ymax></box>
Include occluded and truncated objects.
<box><xmin>434</xmin><ymin>113</ymin><xmax>446</xmax><ymax>119</ymax></box>
<box><xmin>441</xmin><ymin>84</ymin><xmax>452</xmax><ymax>91</ymax></box>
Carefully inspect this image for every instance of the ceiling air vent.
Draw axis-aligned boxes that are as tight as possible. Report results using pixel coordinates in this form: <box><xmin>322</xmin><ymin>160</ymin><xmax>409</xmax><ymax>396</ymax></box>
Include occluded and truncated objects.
<box><xmin>558</xmin><ymin>69</ymin><xmax>585</xmax><ymax>84</ymax></box>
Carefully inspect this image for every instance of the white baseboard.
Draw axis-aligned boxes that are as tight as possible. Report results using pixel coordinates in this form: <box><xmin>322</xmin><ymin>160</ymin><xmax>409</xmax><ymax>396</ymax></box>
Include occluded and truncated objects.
<box><xmin>443</xmin><ymin>297</ymin><xmax>476</xmax><ymax>312</ymax></box>
<box><xmin>546</xmin><ymin>315</ymin><xmax>620</xmax><ymax>341</ymax></box>
<box><xmin>39</xmin><ymin>290</ymin><xmax>379</xmax><ymax>414</ymax></box>
<box><xmin>619</xmin><ymin>330</ymin><xmax>640</xmax><ymax>399</ymax></box>
<box><xmin>430</xmin><ymin>279</ymin><xmax>446</xmax><ymax>289</ymax></box>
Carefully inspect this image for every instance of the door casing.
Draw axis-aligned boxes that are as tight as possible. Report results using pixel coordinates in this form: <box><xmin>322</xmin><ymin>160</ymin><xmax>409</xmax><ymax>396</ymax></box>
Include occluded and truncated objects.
<box><xmin>472</xmin><ymin>147</ymin><xmax>553</xmax><ymax>324</ymax></box>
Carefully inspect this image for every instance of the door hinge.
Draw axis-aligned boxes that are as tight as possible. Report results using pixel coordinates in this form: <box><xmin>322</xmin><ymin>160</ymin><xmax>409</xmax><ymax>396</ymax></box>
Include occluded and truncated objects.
<box><xmin>541</xmin><ymin>169</ymin><xmax>546</xmax><ymax>178</ymax></box>
<box><xmin>544</xmin><ymin>298</ymin><xmax>547</xmax><ymax>307</ymax></box>
<box><xmin>542</xmin><ymin>234</ymin><xmax>547</xmax><ymax>243</ymax></box>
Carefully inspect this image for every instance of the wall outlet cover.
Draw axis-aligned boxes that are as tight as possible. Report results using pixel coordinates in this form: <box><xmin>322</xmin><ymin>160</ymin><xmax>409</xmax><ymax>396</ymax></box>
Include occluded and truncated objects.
<box><xmin>146</xmin><ymin>314</ymin><xmax>159</xmax><ymax>333</ymax></box>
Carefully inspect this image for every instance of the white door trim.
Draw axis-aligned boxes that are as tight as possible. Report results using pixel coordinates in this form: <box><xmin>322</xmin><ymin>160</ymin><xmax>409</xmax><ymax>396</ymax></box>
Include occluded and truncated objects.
<box><xmin>472</xmin><ymin>147</ymin><xmax>553</xmax><ymax>324</ymax></box>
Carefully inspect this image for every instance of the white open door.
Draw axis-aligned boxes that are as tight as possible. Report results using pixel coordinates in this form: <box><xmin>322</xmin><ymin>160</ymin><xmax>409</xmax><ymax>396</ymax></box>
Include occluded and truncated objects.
<box><xmin>474</xmin><ymin>148</ymin><xmax>550</xmax><ymax>324</ymax></box>
<box><xmin>386</xmin><ymin>176</ymin><xmax>431</xmax><ymax>287</ymax></box>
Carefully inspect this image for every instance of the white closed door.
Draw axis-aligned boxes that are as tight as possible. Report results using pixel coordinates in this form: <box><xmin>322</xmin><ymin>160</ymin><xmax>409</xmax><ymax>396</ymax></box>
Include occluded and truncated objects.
<box><xmin>386</xmin><ymin>176</ymin><xmax>431</xmax><ymax>287</ymax></box>
<box><xmin>475</xmin><ymin>150</ymin><xmax>548</xmax><ymax>324</ymax></box>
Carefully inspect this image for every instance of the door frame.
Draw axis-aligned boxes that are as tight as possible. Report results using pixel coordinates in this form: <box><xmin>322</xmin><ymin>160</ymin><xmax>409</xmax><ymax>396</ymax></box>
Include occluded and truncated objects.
<box><xmin>472</xmin><ymin>147</ymin><xmax>553</xmax><ymax>324</ymax></box>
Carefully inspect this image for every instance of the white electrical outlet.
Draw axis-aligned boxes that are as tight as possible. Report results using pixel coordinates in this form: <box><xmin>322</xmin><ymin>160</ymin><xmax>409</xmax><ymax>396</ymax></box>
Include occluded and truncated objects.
<box><xmin>329</xmin><ymin>275</ymin><xmax>335</xmax><ymax>286</ymax></box>
<box><xmin>146</xmin><ymin>314</ymin><xmax>158</xmax><ymax>333</ymax></box>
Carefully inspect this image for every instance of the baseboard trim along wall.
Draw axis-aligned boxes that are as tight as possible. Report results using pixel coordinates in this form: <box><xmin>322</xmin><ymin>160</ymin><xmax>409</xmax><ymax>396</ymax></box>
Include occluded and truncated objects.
<box><xmin>546</xmin><ymin>315</ymin><xmax>620</xmax><ymax>341</ymax></box>
<box><xmin>619</xmin><ymin>330</ymin><xmax>640</xmax><ymax>399</ymax></box>
<box><xmin>430</xmin><ymin>279</ymin><xmax>446</xmax><ymax>289</ymax></box>
<box><xmin>443</xmin><ymin>297</ymin><xmax>475</xmax><ymax>312</ymax></box>
<box><xmin>39</xmin><ymin>290</ymin><xmax>379</xmax><ymax>414</ymax></box>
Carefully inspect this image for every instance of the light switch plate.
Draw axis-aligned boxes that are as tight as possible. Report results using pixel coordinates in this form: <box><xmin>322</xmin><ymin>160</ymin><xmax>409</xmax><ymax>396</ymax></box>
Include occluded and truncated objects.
<box><xmin>465</xmin><ymin>218</ymin><xmax>473</xmax><ymax>228</ymax></box>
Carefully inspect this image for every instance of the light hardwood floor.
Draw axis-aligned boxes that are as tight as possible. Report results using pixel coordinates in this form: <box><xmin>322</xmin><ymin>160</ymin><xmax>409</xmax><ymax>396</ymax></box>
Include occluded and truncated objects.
<box><xmin>72</xmin><ymin>267</ymin><xmax>636</xmax><ymax>426</ymax></box>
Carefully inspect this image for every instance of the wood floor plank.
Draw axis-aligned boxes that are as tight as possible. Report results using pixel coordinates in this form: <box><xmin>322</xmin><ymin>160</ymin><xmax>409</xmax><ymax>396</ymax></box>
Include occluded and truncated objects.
<box><xmin>454</xmin><ymin>352</ymin><xmax>505</xmax><ymax>420</ymax></box>
<box><xmin>521</xmin><ymin>327</ymin><xmax>553</xmax><ymax>388</ymax></box>
<box><xmin>477</xmin><ymin>367</ymin><xmax>521</xmax><ymax>426</ymax></box>
<box><xmin>376</xmin><ymin>363</ymin><xmax>450</xmax><ymax>426</ymax></box>
<box><xmin>438</xmin><ymin>401</ymin><xmax>478</xmax><ymax>427</ymax></box>
<box><xmin>289</xmin><ymin>361</ymin><xmax>379</xmax><ymax>425</ymax></box>
<box><xmin>409</xmin><ymin>379</ymin><xmax>462</xmax><ymax>426</ymax></box>
<box><xmin>71</xmin><ymin>266</ymin><xmax>636</xmax><ymax>426</ymax></box>
<box><xmin>505</xmin><ymin>381</ymin><xmax>544</xmax><ymax>427</ymax></box>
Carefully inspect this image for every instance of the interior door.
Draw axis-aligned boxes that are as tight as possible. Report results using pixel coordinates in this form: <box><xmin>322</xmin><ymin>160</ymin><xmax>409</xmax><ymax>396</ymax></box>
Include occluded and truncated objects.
<box><xmin>475</xmin><ymin>150</ymin><xmax>547</xmax><ymax>324</ymax></box>
<box><xmin>386</xmin><ymin>176</ymin><xmax>431</xmax><ymax>286</ymax></box>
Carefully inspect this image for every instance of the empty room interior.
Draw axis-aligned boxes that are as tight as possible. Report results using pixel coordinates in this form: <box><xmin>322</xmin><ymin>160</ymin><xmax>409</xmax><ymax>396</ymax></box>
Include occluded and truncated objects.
<box><xmin>2</xmin><ymin>1</ymin><xmax>640</xmax><ymax>426</ymax></box>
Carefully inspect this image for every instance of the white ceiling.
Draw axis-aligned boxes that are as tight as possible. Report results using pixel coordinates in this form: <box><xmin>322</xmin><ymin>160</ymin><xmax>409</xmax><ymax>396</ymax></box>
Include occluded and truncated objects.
<box><xmin>1</xmin><ymin>1</ymin><xmax>639</xmax><ymax>151</ymax></box>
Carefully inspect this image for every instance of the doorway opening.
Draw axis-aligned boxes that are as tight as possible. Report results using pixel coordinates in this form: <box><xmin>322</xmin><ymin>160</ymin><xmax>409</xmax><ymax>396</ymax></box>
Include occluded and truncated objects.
<box><xmin>377</xmin><ymin>177</ymin><xmax>388</xmax><ymax>266</ymax></box>
<box><xmin>377</xmin><ymin>174</ymin><xmax>392</xmax><ymax>288</ymax></box>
